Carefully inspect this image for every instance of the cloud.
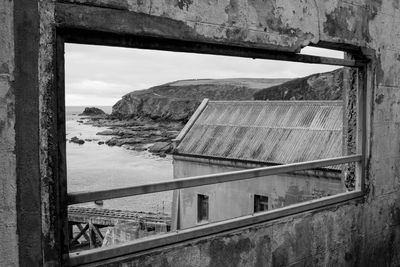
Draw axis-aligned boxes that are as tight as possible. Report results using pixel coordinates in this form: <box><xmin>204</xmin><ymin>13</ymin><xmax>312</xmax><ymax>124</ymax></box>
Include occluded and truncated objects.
<box><xmin>66</xmin><ymin>94</ymin><xmax>121</xmax><ymax>106</ymax></box>
<box><xmin>67</xmin><ymin>80</ymin><xmax>129</xmax><ymax>95</ymax></box>
<box><xmin>300</xmin><ymin>46</ymin><xmax>344</xmax><ymax>58</ymax></box>
<box><xmin>65</xmin><ymin>44</ymin><xmax>343</xmax><ymax>106</ymax></box>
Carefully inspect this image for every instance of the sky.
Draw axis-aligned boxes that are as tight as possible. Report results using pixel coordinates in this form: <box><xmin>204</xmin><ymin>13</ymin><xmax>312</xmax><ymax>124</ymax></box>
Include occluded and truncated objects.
<box><xmin>65</xmin><ymin>44</ymin><xmax>344</xmax><ymax>106</ymax></box>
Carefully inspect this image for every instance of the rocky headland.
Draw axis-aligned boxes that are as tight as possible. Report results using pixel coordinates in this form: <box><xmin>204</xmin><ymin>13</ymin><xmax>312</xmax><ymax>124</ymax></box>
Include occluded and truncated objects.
<box><xmin>77</xmin><ymin>69</ymin><xmax>344</xmax><ymax>156</ymax></box>
<box><xmin>111</xmin><ymin>78</ymin><xmax>290</xmax><ymax>121</ymax></box>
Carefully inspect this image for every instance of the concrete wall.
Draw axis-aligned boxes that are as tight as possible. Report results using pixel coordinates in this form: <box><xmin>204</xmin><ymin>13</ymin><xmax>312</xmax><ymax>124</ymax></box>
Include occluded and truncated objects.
<box><xmin>173</xmin><ymin>158</ymin><xmax>343</xmax><ymax>230</ymax></box>
<box><xmin>0</xmin><ymin>0</ymin><xmax>18</xmax><ymax>266</ymax></box>
<box><xmin>3</xmin><ymin>0</ymin><xmax>400</xmax><ymax>266</ymax></box>
<box><xmin>0</xmin><ymin>0</ymin><xmax>59</xmax><ymax>265</ymax></box>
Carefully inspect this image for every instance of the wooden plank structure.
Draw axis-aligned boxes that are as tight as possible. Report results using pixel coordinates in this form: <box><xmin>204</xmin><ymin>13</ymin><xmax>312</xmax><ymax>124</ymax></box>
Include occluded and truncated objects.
<box><xmin>68</xmin><ymin>207</ymin><xmax>171</xmax><ymax>250</ymax></box>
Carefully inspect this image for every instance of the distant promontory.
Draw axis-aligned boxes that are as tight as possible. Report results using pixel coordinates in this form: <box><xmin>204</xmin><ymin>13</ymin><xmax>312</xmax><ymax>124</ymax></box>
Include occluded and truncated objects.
<box><xmin>111</xmin><ymin>68</ymin><xmax>344</xmax><ymax>122</ymax></box>
<box><xmin>111</xmin><ymin>78</ymin><xmax>290</xmax><ymax>122</ymax></box>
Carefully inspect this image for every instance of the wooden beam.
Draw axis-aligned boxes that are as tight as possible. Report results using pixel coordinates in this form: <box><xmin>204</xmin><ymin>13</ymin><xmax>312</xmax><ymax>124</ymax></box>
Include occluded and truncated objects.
<box><xmin>70</xmin><ymin>224</ymin><xmax>89</xmax><ymax>245</ymax></box>
<box><xmin>92</xmin><ymin>225</ymin><xmax>104</xmax><ymax>242</ymax></box>
<box><xmin>70</xmin><ymin>241</ymin><xmax>90</xmax><ymax>250</ymax></box>
<box><xmin>56</xmin><ymin>34</ymin><xmax>70</xmax><ymax>260</ymax></box>
<box><xmin>68</xmin><ymin>155</ymin><xmax>361</xmax><ymax>205</ymax></box>
<box><xmin>77</xmin><ymin>223</ymin><xmax>90</xmax><ymax>242</ymax></box>
<box><xmin>89</xmin><ymin>222</ymin><xmax>95</xmax><ymax>249</ymax></box>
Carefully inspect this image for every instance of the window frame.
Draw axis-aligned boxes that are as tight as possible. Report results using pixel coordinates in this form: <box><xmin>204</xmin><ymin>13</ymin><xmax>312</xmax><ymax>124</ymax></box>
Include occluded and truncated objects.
<box><xmin>54</xmin><ymin>3</ymin><xmax>371</xmax><ymax>266</ymax></box>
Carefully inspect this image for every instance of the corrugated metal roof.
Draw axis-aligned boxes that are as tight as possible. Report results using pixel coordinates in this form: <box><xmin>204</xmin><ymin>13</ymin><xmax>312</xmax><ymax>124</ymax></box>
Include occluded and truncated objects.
<box><xmin>175</xmin><ymin>101</ymin><xmax>343</xmax><ymax>164</ymax></box>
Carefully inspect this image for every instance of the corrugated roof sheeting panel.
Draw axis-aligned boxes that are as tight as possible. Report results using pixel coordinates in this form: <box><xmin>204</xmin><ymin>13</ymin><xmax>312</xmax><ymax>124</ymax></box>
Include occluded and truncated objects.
<box><xmin>176</xmin><ymin>101</ymin><xmax>344</xmax><ymax>164</ymax></box>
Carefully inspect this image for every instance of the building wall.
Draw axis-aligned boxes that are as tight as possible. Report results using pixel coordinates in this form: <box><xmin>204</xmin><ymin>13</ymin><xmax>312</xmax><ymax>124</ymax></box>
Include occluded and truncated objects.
<box><xmin>2</xmin><ymin>0</ymin><xmax>400</xmax><ymax>265</ymax></box>
<box><xmin>173</xmin><ymin>158</ymin><xmax>343</xmax><ymax>230</ymax></box>
<box><xmin>0</xmin><ymin>0</ymin><xmax>18</xmax><ymax>266</ymax></box>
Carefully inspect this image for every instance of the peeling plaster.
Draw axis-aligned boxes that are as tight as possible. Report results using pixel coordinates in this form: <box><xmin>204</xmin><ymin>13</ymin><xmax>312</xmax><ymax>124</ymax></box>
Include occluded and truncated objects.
<box><xmin>323</xmin><ymin>4</ymin><xmax>370</xmax><ymax>43</ymax></box>
<box><xmin>177</xmin><ymin>0</ymin><xmax>193</xmax><ymax>11</ymax></box>
<box><xmin>0</xmin><ymin>0</ymin><xmax>18</xmax><ymax>265</ymax></box>
<box><xmin>375</xmin><ymin>93</ymin><xmax>384</xmax><ymax>104</ymax></box>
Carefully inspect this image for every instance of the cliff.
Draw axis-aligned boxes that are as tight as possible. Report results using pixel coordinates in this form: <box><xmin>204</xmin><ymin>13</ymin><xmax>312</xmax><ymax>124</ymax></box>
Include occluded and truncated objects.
<box><xmin>112</xmin><ymin>68</ymin><xmax>344</xmax><ymax>122</ymax></box>
<box><xmin>253</xmin><ymin>68</ymin><xmax>344</xmax><ymax>101</ymax></box>
<box><xmin>112</xmin><ymin>78</ymin><xmax>290</xmax><ymax>121</ymax></box>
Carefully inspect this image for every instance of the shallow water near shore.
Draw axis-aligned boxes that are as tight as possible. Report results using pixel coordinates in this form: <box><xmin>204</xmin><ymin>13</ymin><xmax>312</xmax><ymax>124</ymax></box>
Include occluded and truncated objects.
<box><xmin>66</xmin><ymin>106</ymin><xmax>173</xmax><ymax>214</ymax></box>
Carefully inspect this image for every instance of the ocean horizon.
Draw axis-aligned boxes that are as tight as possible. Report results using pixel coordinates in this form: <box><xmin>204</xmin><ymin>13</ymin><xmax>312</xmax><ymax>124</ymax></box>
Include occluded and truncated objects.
<box><xmin>66</xmin><ymin>105</ymin><xmax>113</xmax><ymax>116</ymax></box>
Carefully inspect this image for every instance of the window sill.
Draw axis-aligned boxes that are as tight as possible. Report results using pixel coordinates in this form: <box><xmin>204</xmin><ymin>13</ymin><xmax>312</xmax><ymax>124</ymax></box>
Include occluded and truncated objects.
<box><xmin>68</xmin><ymin>190</ymin><xmax>364</xmax><ymax>266</ymax></box>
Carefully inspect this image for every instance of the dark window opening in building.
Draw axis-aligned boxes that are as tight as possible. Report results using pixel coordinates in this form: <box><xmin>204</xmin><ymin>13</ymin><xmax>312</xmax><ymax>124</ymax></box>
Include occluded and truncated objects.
<box><xmin>197</xmin><ymin>194</ymin><xmax>209</xmax><ymax>222</ymax></box>
<box><xmin>254</xmin><ymin>194</ymin><xmax>269</xmax><ymax>213</ymax></box>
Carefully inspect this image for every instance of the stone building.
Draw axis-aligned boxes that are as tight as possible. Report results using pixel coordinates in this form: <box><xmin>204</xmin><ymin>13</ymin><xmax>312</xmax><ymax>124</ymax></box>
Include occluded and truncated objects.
<box><xmin>172</xmin><ymin>100</ymin><xmax>345</xmax><ymax>230</ymax></box>
<box><xmin>2</xmin><ymin>0</ymin><xmax>400</xmax><ymax>266</ymax></box>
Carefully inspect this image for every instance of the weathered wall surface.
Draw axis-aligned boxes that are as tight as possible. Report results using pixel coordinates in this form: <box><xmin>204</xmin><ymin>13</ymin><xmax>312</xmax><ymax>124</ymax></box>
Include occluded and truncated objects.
<box><xmin>6</xmin><ymin>0</ymin><xmax>399</xmax><ymax>266</ymax></box>
<box><xmin>0</xmin><ymin>0</ymin><xmax>19</xmax><ymax>266</ymax></box>
<box><xmin>57</xmin><ymin>1</ymin><xmax>398</xmax><ymax>266</ymax></box>
<box><xmin>57</xmin><ymin>0</ymin><xmax>371</xmax><ymax>52</ymax></box>
<box><xmin>38</xmin><ymin>0</ymin><xmax>63</xmax><ymax>265</ymax></box>
<box><xmin>173</xmin><ymin>158</ymin><xmax>342</xmax><ymax>230</ymax></box>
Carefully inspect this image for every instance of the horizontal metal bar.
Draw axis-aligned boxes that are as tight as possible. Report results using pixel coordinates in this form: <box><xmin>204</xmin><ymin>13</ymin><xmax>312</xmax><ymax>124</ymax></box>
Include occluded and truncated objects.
<box><xmin>68</xmin><ymin>155</ymin><xmax>361</xmax><ymax>205</ymax></box>
<box><xmin>68</xmin><ymin>190</ymin><xmax>364</xmax><ymax>266</ymax></box>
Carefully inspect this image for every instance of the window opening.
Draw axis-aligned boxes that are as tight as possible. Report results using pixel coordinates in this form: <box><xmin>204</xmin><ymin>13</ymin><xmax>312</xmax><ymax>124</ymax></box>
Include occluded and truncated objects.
<box><xmin>197</xmin><ymin>194</ymin><xmax>209</xmax><ymax>222</ymax></box>
<box><xmin>254</xmin><ymin>195</ymin><xmax>269</xmax><ymax>213</ymax></box>
<box><xmin>62</xmin><ymin>42</ymin><xmax>366</xmax><ymax>265</ymax></box>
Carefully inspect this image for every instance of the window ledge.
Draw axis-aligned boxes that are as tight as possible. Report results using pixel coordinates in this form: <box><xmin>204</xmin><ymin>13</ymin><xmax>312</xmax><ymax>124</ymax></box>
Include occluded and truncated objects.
<box><xmin>68</xmin><ymin>190</ymin><xmax>364</xmax><ymax>266</ymax></box>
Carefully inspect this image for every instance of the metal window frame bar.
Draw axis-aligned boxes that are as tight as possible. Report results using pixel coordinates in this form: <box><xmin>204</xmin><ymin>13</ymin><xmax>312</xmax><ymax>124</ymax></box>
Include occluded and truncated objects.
<box><xmin>357</xmin><ymin>65</ymin><xmax>368</xmax><ymax>192</ymax></box>
<box><xmin>54</xmin><ymin>3</ymin><xmax>371</xmax><ymax>265</ymax></box>
<box><xmin>68</xmin><ymin>155</ymin><xmax>362</xmax><ymax>205</ymax></box>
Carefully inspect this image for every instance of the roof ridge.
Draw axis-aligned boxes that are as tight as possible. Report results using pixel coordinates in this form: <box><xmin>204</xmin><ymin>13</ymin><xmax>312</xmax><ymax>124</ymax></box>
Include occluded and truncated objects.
<box><xmin>192</xmin><ymin>124</ymin><xmax>343</xmax><ymax>131</ymax></box>
<box><xmin>208</xmin><ymin>100</ymin><xmax>343</xmax><ymax>105</ymax></box>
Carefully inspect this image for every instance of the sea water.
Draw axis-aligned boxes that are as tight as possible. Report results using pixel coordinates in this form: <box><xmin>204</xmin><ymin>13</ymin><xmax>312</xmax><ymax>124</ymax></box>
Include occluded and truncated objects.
<box><xmin>66</xmin><ymin>106</ymin><xmax>173</xmax><ymax>214</ymax></box>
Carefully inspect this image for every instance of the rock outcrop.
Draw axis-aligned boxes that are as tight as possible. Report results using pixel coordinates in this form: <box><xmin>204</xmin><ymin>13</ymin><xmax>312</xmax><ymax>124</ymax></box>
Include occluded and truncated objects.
<box><xmin>79</xmin><ymin>107</ymin><xmax>106</xmax><ymax>116</ymax></box>
<box><xmin>93</xmin><ymin>118</ymin><xmax>182</xmax><ymax>154</ymax></box>
<box><xmin>69</xmin><ymin>136</ymin><xmax>85</xmax><ymax>145</ymax></box>
<box><xmin>112</xmin><ymin>78</ymin><xmax>290</xmax><ymax>122</ymax></box>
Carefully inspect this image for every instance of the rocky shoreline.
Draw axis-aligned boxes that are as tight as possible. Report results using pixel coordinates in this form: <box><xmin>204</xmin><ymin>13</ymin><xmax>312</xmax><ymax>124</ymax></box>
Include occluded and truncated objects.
<box><xmin>69</xmin><ymin>110</ymin><xmax>184</xmax><ymax>157</ymax></box>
